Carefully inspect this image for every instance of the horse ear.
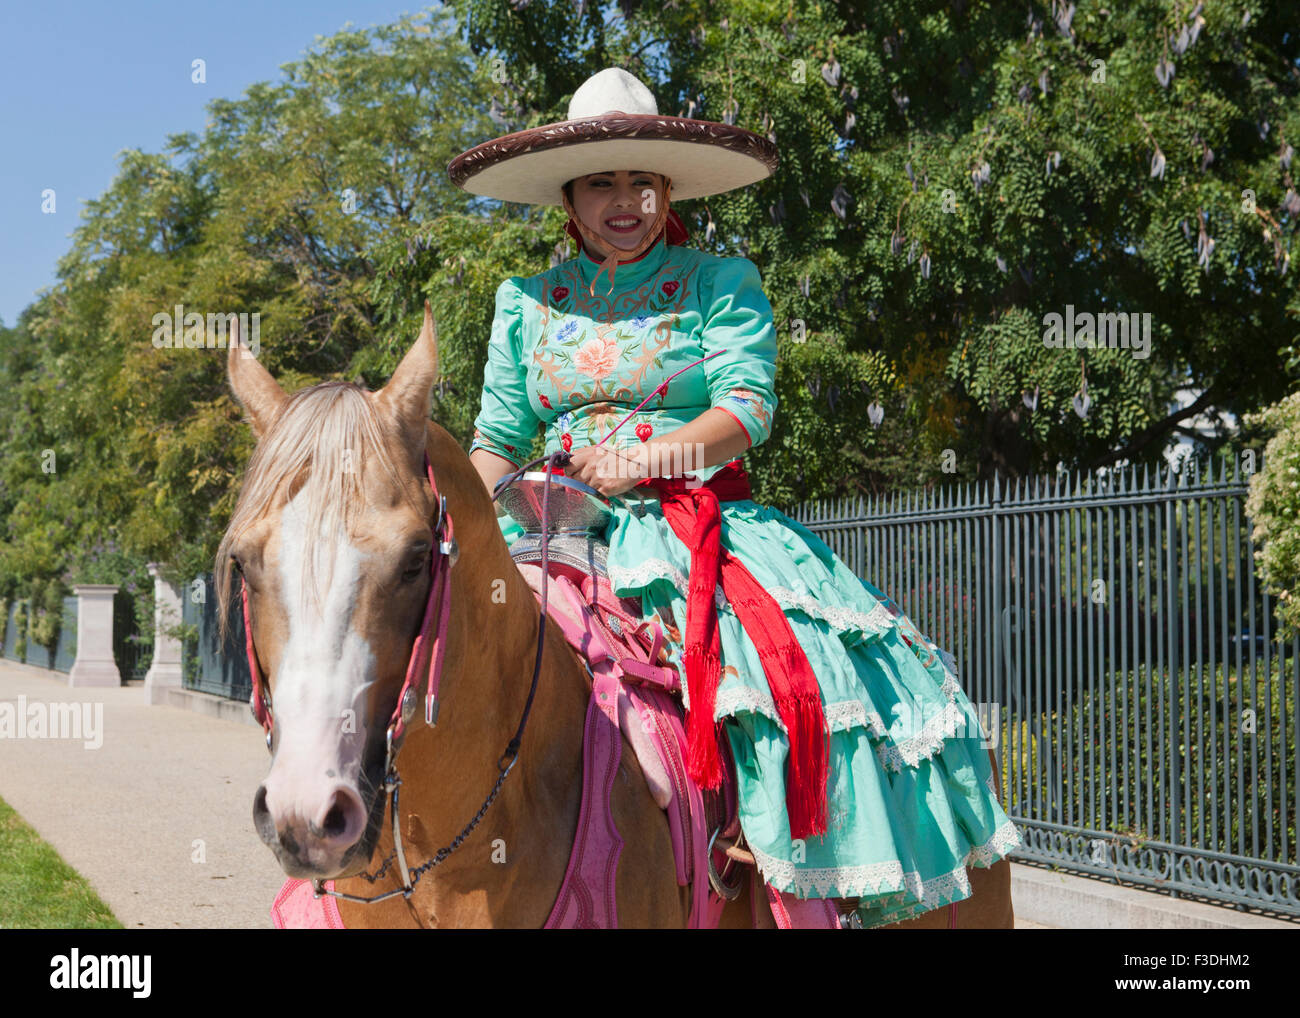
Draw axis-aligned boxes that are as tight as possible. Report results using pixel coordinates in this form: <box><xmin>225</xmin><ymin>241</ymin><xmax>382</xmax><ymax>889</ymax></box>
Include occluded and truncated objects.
<box><xmin>227</xmin><ymin>314</ymin><xmax>288</xmax><ymax>438</ymax></box>
<box><xmin>376</xmin><ymin>300</ymin><xmax>439</xmax><ymax>451</ymax></box>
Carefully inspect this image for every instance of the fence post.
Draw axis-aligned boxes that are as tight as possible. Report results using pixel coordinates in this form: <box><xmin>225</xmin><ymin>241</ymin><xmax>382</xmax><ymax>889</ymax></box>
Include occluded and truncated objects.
<box><xmin>68</xmin><ymin>585</ymin><xmax>122</xmax><ymax>687</ymax></box>
<box><xmin>144</xmin><ymin>563</ymin><xmax>184</xmax><ymax>704</ymax></box>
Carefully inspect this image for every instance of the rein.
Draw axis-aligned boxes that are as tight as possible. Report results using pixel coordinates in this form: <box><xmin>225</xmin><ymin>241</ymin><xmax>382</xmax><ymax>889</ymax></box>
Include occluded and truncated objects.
<box><xmin>241</xmin><ymin>448</ymin><xmax>570</xmax><ymax>906</ymax></box>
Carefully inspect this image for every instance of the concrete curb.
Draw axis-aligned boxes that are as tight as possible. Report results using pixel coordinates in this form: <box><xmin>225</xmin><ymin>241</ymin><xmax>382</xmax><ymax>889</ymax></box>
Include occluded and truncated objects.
<box><xmin>1011</xmin><ymin>861</ymin><xmax>1299</xmax><ymax>929</ymax></box>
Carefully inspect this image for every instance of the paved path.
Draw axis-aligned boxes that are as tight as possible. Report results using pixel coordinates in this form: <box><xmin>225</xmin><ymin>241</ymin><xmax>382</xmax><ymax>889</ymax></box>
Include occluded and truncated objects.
<box><xmin>0</xmin><ymin>660</ymin><xmax>284</xmax><ymax>928</ymax></box>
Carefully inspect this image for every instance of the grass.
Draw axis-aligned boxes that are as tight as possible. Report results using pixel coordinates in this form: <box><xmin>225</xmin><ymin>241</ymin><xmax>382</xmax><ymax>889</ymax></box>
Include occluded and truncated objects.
<box><xmin>0</xmin><ymin>795</ymin><xmax>120</xmax><ymax>928</ymax></box>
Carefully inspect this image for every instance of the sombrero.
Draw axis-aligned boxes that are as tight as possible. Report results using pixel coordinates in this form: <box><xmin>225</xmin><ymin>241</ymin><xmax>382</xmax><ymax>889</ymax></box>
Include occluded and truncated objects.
<box><xmin>448</xmin><ymin>68</ymin><xmax>778</xmax><ymax>294</ymax></box>
<box><xmin>447</xmin><ymin>67</ymin><xmax>779</xmax><ymax>207</ymax></box>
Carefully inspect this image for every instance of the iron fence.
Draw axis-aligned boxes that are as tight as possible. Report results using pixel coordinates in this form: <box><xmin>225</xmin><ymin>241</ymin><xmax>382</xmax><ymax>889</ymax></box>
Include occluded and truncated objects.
<box><xmin>788</xmin><ymin>456</ymin><xmax>1299</xmax><ymax>918</ymax></box>
<box><xmin>112</xmin><ymin>589</ymin><xmax>151</xmax><ymax>681</ymax></box>
<box><xmin>2</xmin><ymin>597</ymin><xmax>79</xmax><ymax>673</ymax></box>
<box><xmin>182</xmin><ymin>575</ymin><xmax>252</xmax><ymax>703</ymax></box>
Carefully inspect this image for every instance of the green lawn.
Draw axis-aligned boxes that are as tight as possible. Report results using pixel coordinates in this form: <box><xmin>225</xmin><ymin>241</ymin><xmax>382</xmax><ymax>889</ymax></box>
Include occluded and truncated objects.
<box><xmin>0</xmin><ymin>795</ymin><xmax>120</xmax><ymax>928</ymax></box>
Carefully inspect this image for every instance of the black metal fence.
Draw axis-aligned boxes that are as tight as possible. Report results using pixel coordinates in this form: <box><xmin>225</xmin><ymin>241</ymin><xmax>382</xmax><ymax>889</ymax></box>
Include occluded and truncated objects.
<box><xmin>113</xmin><ymin>589</ymin><xmax>151</xmax><ymax>681</ymax></box>
<box><xmin>2</xmin><ymin>597</ymin><xmax>80</xmax><ymax>674</ymax></box>
<box><xmin>789</xmin><ymin>455</ymin><xmax>1299</xmax><ymax>918</ymax></box>
<box><xmin>181</xmin><ymin>575</ymin><xmax>252</xmax><ymax>702</ymax></box>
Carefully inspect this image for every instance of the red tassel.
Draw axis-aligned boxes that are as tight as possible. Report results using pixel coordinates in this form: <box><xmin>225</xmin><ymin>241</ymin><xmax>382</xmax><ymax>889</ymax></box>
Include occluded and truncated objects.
<box><xmin>784</xmin><ymin>695</ymin><xmax>830</xmax><ymax>839</ymax></box>
<box><xmin>682</xmin><ymin>624</ymin><xmax>723</xmax><ymax>789</ymax></box>
<box><xmin>645</xmin><ymin>463</ymin><xmax>831</xmax><ymax>838</ymax></box>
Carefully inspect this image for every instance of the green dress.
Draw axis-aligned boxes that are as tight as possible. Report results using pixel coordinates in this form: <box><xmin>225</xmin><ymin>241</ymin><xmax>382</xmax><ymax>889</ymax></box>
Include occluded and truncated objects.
<box><xmin>471</xmin><ymin>233</ymin><xmax>1022</xmax><ymax>926</ymax></box>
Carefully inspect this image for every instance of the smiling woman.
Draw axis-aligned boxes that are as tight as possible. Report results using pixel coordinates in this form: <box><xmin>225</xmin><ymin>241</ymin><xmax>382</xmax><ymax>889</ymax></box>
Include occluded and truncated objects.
<box><xmin>565</xmin><ymin>170</ymin><xmax>665</xmax><ymax>258</ymax></box>
<box><xmin>447</xmin><ymin>66</ymin><xmax>1022</xmax><ymax>928</ymax></box>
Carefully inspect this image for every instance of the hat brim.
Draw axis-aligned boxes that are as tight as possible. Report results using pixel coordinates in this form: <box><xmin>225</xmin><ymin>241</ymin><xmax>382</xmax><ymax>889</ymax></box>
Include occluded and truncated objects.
<box><xmin>447</xmin><ymin>114</ymin><xmax>779</xmax><ymax>206</ymax></box>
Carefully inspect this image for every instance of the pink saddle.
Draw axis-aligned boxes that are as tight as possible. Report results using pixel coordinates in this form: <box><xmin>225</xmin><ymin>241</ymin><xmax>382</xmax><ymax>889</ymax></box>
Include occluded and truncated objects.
<box><xmin>515</xmin><ymin>560</ymin><xmax>841</xmax><ymax>931</ymax></box>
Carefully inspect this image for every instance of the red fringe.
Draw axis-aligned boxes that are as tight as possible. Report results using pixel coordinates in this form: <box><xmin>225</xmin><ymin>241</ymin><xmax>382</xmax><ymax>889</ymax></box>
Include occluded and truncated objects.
<box><xmin>782</xmin><ymin>695</ymin><xmax>830</xmax><ymax>839</ymax></box>
<box><xmin>683</xmin><ymin>642</ymin><xmax>724</xmax><ymax>788</ymax></box>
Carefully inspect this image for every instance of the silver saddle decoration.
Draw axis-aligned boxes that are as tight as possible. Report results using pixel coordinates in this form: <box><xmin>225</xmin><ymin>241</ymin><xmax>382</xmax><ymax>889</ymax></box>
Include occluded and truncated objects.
<box><xmin>497</xmin><ymin>472</ymin><xmax>616</xmax><ymax>577</ymax></box>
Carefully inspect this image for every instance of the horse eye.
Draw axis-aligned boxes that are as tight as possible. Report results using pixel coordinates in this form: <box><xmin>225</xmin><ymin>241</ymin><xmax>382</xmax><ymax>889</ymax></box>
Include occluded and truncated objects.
<box><xmin>401</xmin><ymin>551</ymin><xmax>429</xmax><ymax>584</ymax></box>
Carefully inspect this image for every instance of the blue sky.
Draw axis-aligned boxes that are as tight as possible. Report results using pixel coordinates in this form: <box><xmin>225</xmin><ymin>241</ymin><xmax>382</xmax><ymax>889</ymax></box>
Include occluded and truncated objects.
<box><xmin>0</xmin><ymin>1</ymin><xmax>440</xmax><ymax>328</ymax></box>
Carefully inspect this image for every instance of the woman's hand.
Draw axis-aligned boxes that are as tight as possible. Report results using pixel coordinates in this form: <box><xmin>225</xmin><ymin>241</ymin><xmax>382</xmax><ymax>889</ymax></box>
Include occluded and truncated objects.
<box><xmin>565</xmin><ymin>443</ymin><xmax>648</xmax><ymax>497</ymax></box>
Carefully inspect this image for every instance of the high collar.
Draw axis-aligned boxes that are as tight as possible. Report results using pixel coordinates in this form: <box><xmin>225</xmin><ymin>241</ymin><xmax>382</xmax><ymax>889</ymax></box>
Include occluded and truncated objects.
<box><xmin>575</xmin><ymin>231</ymin><xmax>671</xmax><ymax>293</ymax></box>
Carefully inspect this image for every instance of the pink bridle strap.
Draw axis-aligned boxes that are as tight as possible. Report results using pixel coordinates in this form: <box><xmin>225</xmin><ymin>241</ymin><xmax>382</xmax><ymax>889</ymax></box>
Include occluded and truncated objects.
<box><xmin>243</xmin><ymin>452</ymin><xmax>454</xmax><ymax>747</ymax></box>
<box><xmin>244</xmin><ymin>582</ymin><xmax>270</xmax><ymax>732</ymax></box>
<box><xmin>390</xmin><ymin>453</ymin><xmax>455</xmax><ymax>744</ymax></box>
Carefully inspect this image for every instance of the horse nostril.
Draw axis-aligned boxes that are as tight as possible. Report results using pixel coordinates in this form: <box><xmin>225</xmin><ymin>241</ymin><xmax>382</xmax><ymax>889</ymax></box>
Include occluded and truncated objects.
<box><xmin>252</xmin><ymin>784</ymin><xmax>277</xmax><ymax>845</ymax></box>
<box><xmin>316</xmin><ymin>786</ymin><xmax>365</xmax><ymax>845</ymax></box>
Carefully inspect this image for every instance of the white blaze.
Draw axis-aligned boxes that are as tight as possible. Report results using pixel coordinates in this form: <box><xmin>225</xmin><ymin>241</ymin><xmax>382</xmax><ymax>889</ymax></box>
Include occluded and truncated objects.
<box><xmin>263</xmin><ymin>487</ymin><xmax>377</xmax><ymax>819</ymax></box>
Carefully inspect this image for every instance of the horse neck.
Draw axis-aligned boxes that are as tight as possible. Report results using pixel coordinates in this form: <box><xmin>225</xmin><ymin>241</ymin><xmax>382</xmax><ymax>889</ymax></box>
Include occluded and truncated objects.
<box><xmin>392</xmin><ymin>425</ymin><xmax>590</xmax><ymax>896</ymax></box>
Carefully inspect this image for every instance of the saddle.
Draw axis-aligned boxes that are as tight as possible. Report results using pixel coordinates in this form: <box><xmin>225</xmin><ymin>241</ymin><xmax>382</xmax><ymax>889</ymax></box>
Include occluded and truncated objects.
<box><xmin>512</xmin><ymin>538</ymin><xmax>840</xmax><ymax>930</ymax></box>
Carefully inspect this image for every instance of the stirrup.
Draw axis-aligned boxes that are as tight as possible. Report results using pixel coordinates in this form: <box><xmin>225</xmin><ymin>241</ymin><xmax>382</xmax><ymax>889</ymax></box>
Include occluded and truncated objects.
<box><xmin>706</xmin><ymin>827</ymin><xmax>746</xmax><ymax>901</ymax></box>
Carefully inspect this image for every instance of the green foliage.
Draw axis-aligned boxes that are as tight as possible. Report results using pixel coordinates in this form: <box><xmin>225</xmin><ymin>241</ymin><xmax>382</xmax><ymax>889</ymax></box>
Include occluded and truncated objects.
<box><xmin>1245</xmin><ymin>390</ymin><xmax>1300</xmax><ymax>638</ymax></box>
<box><xmin>2</xmin><ymin>2</ymin><xmax>1300</xmax><ymax>611</ymax></box>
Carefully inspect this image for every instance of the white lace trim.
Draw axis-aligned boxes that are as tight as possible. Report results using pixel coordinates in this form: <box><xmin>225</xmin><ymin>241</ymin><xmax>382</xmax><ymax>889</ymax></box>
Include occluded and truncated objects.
<box><xmin>607</xmin><ymin>558</ymin><xmax>727</xmax><ymax>611</ymax></box>
<box><xmin>612</xmin><ymin>558</ymin><xmax>984</xmax><ymax>770</ymax></box>
<box><xmin>762</xmin><ymin>587</ymin><xmax>896</xmax><ymax>638</ymax></box>
<box><xmin>609</xmin><ymin>557</ymin><xmax>899</xmax><ymax>642</ymax></box>
<box><xmin>713</xmin><ymin>691</ymin><xmax>897</xmax><ymax>735</ymax></box>
<box><xmin>710</xmin><ymin>653</ymin><xmax>983</xmax><ymax>776</ymax></box>
<box><xmin>748</xmin><ymin>815</ymin><xmax>1023</xmax><ymax>903</ymax></box>
<box><xmin>873</xmin><ymin>671</ymin><xmax>979</xmax><ymax>773</ymax></box>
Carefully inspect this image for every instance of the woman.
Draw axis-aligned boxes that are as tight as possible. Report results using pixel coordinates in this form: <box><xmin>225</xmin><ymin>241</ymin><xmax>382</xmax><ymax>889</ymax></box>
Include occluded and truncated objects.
<box><xmin>449</xmin><ymin>68</ymin><xmax>1021</xmax><ymax>926</ymax></box>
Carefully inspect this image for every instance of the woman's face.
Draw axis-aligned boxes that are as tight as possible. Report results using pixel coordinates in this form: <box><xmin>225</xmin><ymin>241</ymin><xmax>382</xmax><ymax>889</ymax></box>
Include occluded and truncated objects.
<box><xmin>570</xmin><ymin>170</ymin><xmax>664</xmax><ymax>255</ymax></box>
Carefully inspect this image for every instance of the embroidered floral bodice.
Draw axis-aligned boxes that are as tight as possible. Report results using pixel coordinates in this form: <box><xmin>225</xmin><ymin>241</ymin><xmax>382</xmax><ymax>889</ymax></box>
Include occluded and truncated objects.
<box><xmin>470</xmin><ymin>232</ymin><xmax>778</xmax><ymax>482</ymax></box>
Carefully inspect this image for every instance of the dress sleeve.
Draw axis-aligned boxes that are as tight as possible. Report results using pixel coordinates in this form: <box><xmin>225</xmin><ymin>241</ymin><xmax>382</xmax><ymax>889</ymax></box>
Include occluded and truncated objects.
<box><xmin>469</xmin><ymin>277</ymin><xmax>540</xmax><ymax>468</ymax></box>
<box><xmin>699</xmin><ymin>257</ymin><xmax>778</xmax><ymax>448</ymax></box>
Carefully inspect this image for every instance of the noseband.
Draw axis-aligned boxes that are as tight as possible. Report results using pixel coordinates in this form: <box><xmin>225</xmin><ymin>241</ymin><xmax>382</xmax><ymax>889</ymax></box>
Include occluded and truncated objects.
<box><xmin>241</xmin><ymin>448</ymin><xmax>568</xmax><ymax>905</ymax></box>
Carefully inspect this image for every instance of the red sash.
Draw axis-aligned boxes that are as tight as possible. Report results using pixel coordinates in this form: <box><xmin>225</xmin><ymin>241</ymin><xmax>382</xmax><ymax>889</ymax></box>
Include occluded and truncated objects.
<box><xmin>638</xmin><ymin>461</ymin><xmax>829</xmax><ymax>839</ymax></box>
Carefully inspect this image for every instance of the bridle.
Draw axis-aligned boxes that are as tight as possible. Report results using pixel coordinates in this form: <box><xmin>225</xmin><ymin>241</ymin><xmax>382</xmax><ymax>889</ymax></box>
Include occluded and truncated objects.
<box><xmin>241</xmin><ymin>448</ymin><xmax>570</xmax><ymax>905</ymax></box>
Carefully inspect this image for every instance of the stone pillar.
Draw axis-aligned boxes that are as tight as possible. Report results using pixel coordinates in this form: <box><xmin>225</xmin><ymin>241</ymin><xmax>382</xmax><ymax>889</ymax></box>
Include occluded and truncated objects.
<box><xmin>68</xmin><ymin>585</ymin><xmax>121</xmax><ymax>688</ymax></box>
<box><xmin>144</xmin><ymin>563</ymin><xmax>184</xmax><ymax>704</ymax></box>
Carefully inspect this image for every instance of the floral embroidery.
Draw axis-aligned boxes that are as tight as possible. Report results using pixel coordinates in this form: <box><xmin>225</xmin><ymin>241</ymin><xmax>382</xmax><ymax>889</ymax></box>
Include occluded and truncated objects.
<box><xmin>471</xmin><ymin>427</ymin><xmax>523</xmax><ymax>464</ymax></box>
<box><xmin>560</xmin><ymin>432</ymin><xmax>572</xmax><ymax>452</ymax></box>
<box><xmin>723</xmin><ymin>387</ymin><xmax>772</xmax><ymax>436</ymax></box>
<box><xmin>551</xmin><ymin>285</ymin><xmax>569</xmax><ymax>302</ymax></box>
<box><xmin>573</xmin><ymin>334</ymin><xmax>620</xmax><ymax>379</ymax></box>
<box><xmin>635</xmin><ymin>422</ymin><xmax>653</xmax><ymax>441</ymax></box>
<box><xmin>539</xmin><ymin>394</ymin><xmax>552</xmax><ymax>409</ymax></box>
<box><xmin>661</xmin><ymin>280</ymin><xmax>679</xmax><ymax>297</ymax></box>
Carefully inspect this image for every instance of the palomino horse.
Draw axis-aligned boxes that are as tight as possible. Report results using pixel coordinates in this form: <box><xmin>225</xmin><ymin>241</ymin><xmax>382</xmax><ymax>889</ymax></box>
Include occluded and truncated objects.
<box><xmin>218</xmin><ymin>305</ymin><xmax>1015</xmax><ymax>928</ymax></box>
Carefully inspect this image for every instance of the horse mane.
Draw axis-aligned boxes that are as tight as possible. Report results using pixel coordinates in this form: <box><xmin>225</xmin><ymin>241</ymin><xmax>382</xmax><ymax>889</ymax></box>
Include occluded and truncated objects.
<box><xmin>215</xmin><ymin>380</ymin><xmax>422</xmax><ymax>642</ymax></box>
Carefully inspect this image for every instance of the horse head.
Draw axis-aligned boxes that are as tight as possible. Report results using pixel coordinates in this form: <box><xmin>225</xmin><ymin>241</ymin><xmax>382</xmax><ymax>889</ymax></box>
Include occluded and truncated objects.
<box><xmin>217</xmin><ymin>305</ymin><xmax>478</xmax><ymax>880</ymax></box>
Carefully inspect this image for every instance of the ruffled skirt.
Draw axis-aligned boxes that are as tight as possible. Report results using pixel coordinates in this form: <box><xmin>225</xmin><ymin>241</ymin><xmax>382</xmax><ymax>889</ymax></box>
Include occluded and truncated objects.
<box><xmin>499</xmin><ymin>497</ymin><xmax>1022</xmax><ymax>927</ymax></box>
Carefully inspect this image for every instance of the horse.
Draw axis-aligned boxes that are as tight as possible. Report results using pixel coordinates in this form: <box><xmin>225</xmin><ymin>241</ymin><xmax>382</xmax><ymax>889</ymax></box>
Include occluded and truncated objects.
<box><xmin>218</xmin><ymin>305</ymin><xmax>1016</xmax><ymax>928</ymax></box>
